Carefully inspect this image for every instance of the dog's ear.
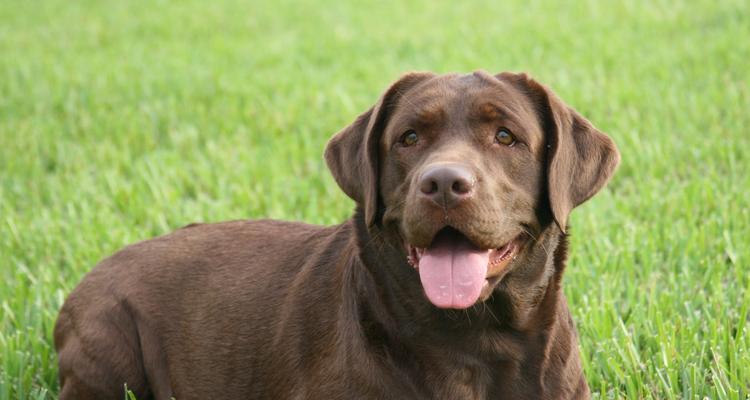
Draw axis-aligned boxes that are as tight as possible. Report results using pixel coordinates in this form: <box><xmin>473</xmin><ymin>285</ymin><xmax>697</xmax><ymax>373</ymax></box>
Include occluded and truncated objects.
<box><xmin>325</xmin><ymin>72</ymin><xmax>434</xmax><ymax>226</ymax></box>
<box><xmin>498</xmin><ymin>72</ymin><xmax>620</xmax><ymax>233</ymax></box>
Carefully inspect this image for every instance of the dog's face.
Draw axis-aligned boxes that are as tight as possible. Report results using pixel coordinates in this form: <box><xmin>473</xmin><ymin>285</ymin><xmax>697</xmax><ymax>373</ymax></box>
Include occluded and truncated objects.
<box><xmin>326</xmin><ymin>71</ymin><xmax>619</xmax><ymax>310</ymax></box>
<box><xmin>379</xmin><ymin>73</ymin><xmax>547</xmax><ymax>309</ymax></box>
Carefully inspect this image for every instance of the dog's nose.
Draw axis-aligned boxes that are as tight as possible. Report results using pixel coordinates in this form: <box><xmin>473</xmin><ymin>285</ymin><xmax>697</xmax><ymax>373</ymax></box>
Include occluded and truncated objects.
<box><xmin>418</xmin><ymin>164</ymin><xmax>475</xmax><ymax>209</ymax></box>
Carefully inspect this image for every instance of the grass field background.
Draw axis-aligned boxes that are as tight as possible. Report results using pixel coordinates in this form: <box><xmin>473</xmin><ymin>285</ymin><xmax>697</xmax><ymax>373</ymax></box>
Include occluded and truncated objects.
<box><xmin>1</xmin><ymin>0</ymin><xmax>749</xmax><ymax>398</ymax></box>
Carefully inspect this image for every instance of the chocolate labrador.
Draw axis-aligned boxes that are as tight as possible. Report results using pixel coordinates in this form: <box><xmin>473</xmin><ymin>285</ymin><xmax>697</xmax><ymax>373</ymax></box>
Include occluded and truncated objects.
<box><xmin>55</xmin><ymin>71</ymin><xmax>619</xmax><ymax>399</ymax></box>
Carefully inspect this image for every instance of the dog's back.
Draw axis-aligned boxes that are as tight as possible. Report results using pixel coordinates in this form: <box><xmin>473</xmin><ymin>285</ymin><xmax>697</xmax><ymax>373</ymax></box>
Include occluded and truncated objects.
<box><xmin>54</xmin><ymin>219</ymin><xmax>347</xmax><ymax>400</ymax></box>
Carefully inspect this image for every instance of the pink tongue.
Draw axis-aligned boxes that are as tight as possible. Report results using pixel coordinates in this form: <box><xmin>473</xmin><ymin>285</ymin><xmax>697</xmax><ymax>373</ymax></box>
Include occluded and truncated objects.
<box><xmin>418</xmin><ymin>230</ymin><xmax>490</xmax><ymax>309</ymax></box>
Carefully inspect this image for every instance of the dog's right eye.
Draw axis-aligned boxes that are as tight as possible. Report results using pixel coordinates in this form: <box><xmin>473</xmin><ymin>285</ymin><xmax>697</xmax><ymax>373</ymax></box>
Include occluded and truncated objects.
<box><xmin>400</xmin><ymin>130</ymin><xmax>419</xmax><ymax>147</ymax></box>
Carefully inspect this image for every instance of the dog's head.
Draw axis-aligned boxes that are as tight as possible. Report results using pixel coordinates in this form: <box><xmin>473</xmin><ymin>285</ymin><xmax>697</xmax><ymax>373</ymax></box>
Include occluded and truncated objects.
<box><xmin>326</xmin><ymin>71</ymin><xmax>619</xmax><ymax>310</ymax></box>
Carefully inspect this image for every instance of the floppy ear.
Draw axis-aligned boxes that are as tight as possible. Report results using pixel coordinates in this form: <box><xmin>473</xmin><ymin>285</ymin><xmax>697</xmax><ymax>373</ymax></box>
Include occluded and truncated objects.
<box><xmin>324</xmin><ymin>72</ymin><xmax>435</xmax><ymax>227</ymax></box>
<box><xmin>499</xmin><ymin>72</ymin><xmax>620</xmax><ymax>232</ymax></box>
<box><xmin>539</xmin><ymin>81</ymin><xmax>620</xmax><ymax>232</ymax></box>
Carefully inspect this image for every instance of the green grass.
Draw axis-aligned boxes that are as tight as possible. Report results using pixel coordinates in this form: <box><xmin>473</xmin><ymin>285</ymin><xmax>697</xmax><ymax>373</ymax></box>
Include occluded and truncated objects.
<box><xmin>1</xmin><ymin>0</ymin><xmax>749</xmax><ymax>398</ymax></box>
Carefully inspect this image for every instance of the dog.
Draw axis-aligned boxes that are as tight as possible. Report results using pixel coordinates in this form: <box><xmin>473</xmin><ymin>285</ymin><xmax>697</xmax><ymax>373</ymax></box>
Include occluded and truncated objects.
<box><xmin>55</xmin><ymin>70</ymin><xmax>619</xmax><ymax>399</ymax></box>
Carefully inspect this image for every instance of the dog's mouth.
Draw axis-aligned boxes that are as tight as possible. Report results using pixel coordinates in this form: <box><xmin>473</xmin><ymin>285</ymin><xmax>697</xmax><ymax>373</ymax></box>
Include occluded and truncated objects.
<box><xmin>406</xmin><ymin>227</ymin><xmax>524</xmax><ymax>309</ymax></box>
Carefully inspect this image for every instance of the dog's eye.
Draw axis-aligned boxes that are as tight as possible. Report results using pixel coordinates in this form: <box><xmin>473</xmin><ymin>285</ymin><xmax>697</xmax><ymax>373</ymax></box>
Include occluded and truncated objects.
<box><xmin>400</xmin><ymin>130</ymin><xmax>419</xmax><ymax>147</ymax></box>
<box><xmin>495</xmin><ymin>128</ymin><xmax>516</xmax><ymax>146</ymax></box>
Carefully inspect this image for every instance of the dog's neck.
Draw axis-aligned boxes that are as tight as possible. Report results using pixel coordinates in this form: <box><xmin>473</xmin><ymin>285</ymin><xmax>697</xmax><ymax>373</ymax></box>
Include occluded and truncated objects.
<box><xmin>347</xmin><ymin>207</ymin><xmax>569</xmax><ymax>340</ymax></box>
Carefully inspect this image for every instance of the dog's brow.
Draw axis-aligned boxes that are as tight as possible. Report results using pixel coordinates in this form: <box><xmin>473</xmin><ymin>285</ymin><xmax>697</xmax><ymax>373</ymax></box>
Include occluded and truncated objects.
<box><xmin>478</xmin><ymin>103</ymin><xmax>502</xmax><ymax>120</ymax></box>
<box><xmin>476</xmin><ymin>102</ymin><xmax>519</xmax><ymax>122</ymax></box>
<box><xmin>415</xmin><ymin>105</ymin><xmax>446</xmax><ymax>125</ymax></box>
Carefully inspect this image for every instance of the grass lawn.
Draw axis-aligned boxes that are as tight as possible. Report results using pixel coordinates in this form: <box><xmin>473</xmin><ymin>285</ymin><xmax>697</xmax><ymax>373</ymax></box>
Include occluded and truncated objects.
<box><xmin>1</xmin><ymin>0</ymin><xmax>749</xmax><ymax>398</ymax></box>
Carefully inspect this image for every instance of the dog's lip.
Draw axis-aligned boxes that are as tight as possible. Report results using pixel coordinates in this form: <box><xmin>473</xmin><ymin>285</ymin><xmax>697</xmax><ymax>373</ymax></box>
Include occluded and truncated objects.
<box><xmin>405</xmin><ymin>229</ymin><xmax>524</xmax><ymax>275</ymax></box>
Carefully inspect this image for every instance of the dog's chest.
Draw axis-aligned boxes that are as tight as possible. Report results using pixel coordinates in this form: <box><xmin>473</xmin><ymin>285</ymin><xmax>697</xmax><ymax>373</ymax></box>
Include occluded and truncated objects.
<box><xmin>421</xmin><ymin>362</ymin><xmax>491</xmax><ymax>400</ymax></box>
<box><xmin>416</xmin><ymin>359</ymin><xmax>537</xmax><ymax>400</ymax></box>
<box><xmin>385</xmin><ymin>331</ymin><xmax>534</xmax><ymax>400</ymax></box>
<box><xmin>389</xmin><ymin>344</ymin><xmax>511</xmax><ymax>400</ymax></box>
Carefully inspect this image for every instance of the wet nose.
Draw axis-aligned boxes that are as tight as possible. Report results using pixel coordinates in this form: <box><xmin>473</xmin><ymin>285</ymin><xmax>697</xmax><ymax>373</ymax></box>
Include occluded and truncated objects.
<box><xmin>418</xmin><ymin>164</ymin><xmax>475</xmax><ymax>209</ymax></box>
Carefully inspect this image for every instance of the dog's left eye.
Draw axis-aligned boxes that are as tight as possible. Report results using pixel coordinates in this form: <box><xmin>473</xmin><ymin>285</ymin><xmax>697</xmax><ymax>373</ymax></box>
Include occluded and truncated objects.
<box><xmin>495</xmin><ymin>128</ymin><xmax>516</xmax><ymax>146</ymax></box>
<box><xmin>400</xmin><ymin>130</ymin><xmax>419</xmax><ymax>147</ymax></box>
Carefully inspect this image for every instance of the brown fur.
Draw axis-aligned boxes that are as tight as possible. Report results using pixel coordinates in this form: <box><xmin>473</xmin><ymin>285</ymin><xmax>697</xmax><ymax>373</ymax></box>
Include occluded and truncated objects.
<box><xmin>55</xmin><ymin>71</ymin><xmax>619</xmax><ymax>399</ymax></box>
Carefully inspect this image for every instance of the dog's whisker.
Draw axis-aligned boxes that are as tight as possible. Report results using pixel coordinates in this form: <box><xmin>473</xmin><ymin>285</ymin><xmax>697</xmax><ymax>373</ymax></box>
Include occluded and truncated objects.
<box><xmin>520</xmin><ymin>226</ymin><xmax>552</xmax><ymax>259</ymax></box>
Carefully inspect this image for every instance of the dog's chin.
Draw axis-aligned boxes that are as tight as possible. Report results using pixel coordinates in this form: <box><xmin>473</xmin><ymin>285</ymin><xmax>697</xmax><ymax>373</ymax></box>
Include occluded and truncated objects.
<box><xmin>403</xmin><ymin>226</ymin><xmax>526</xmax><ymax>309</ymax></box>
